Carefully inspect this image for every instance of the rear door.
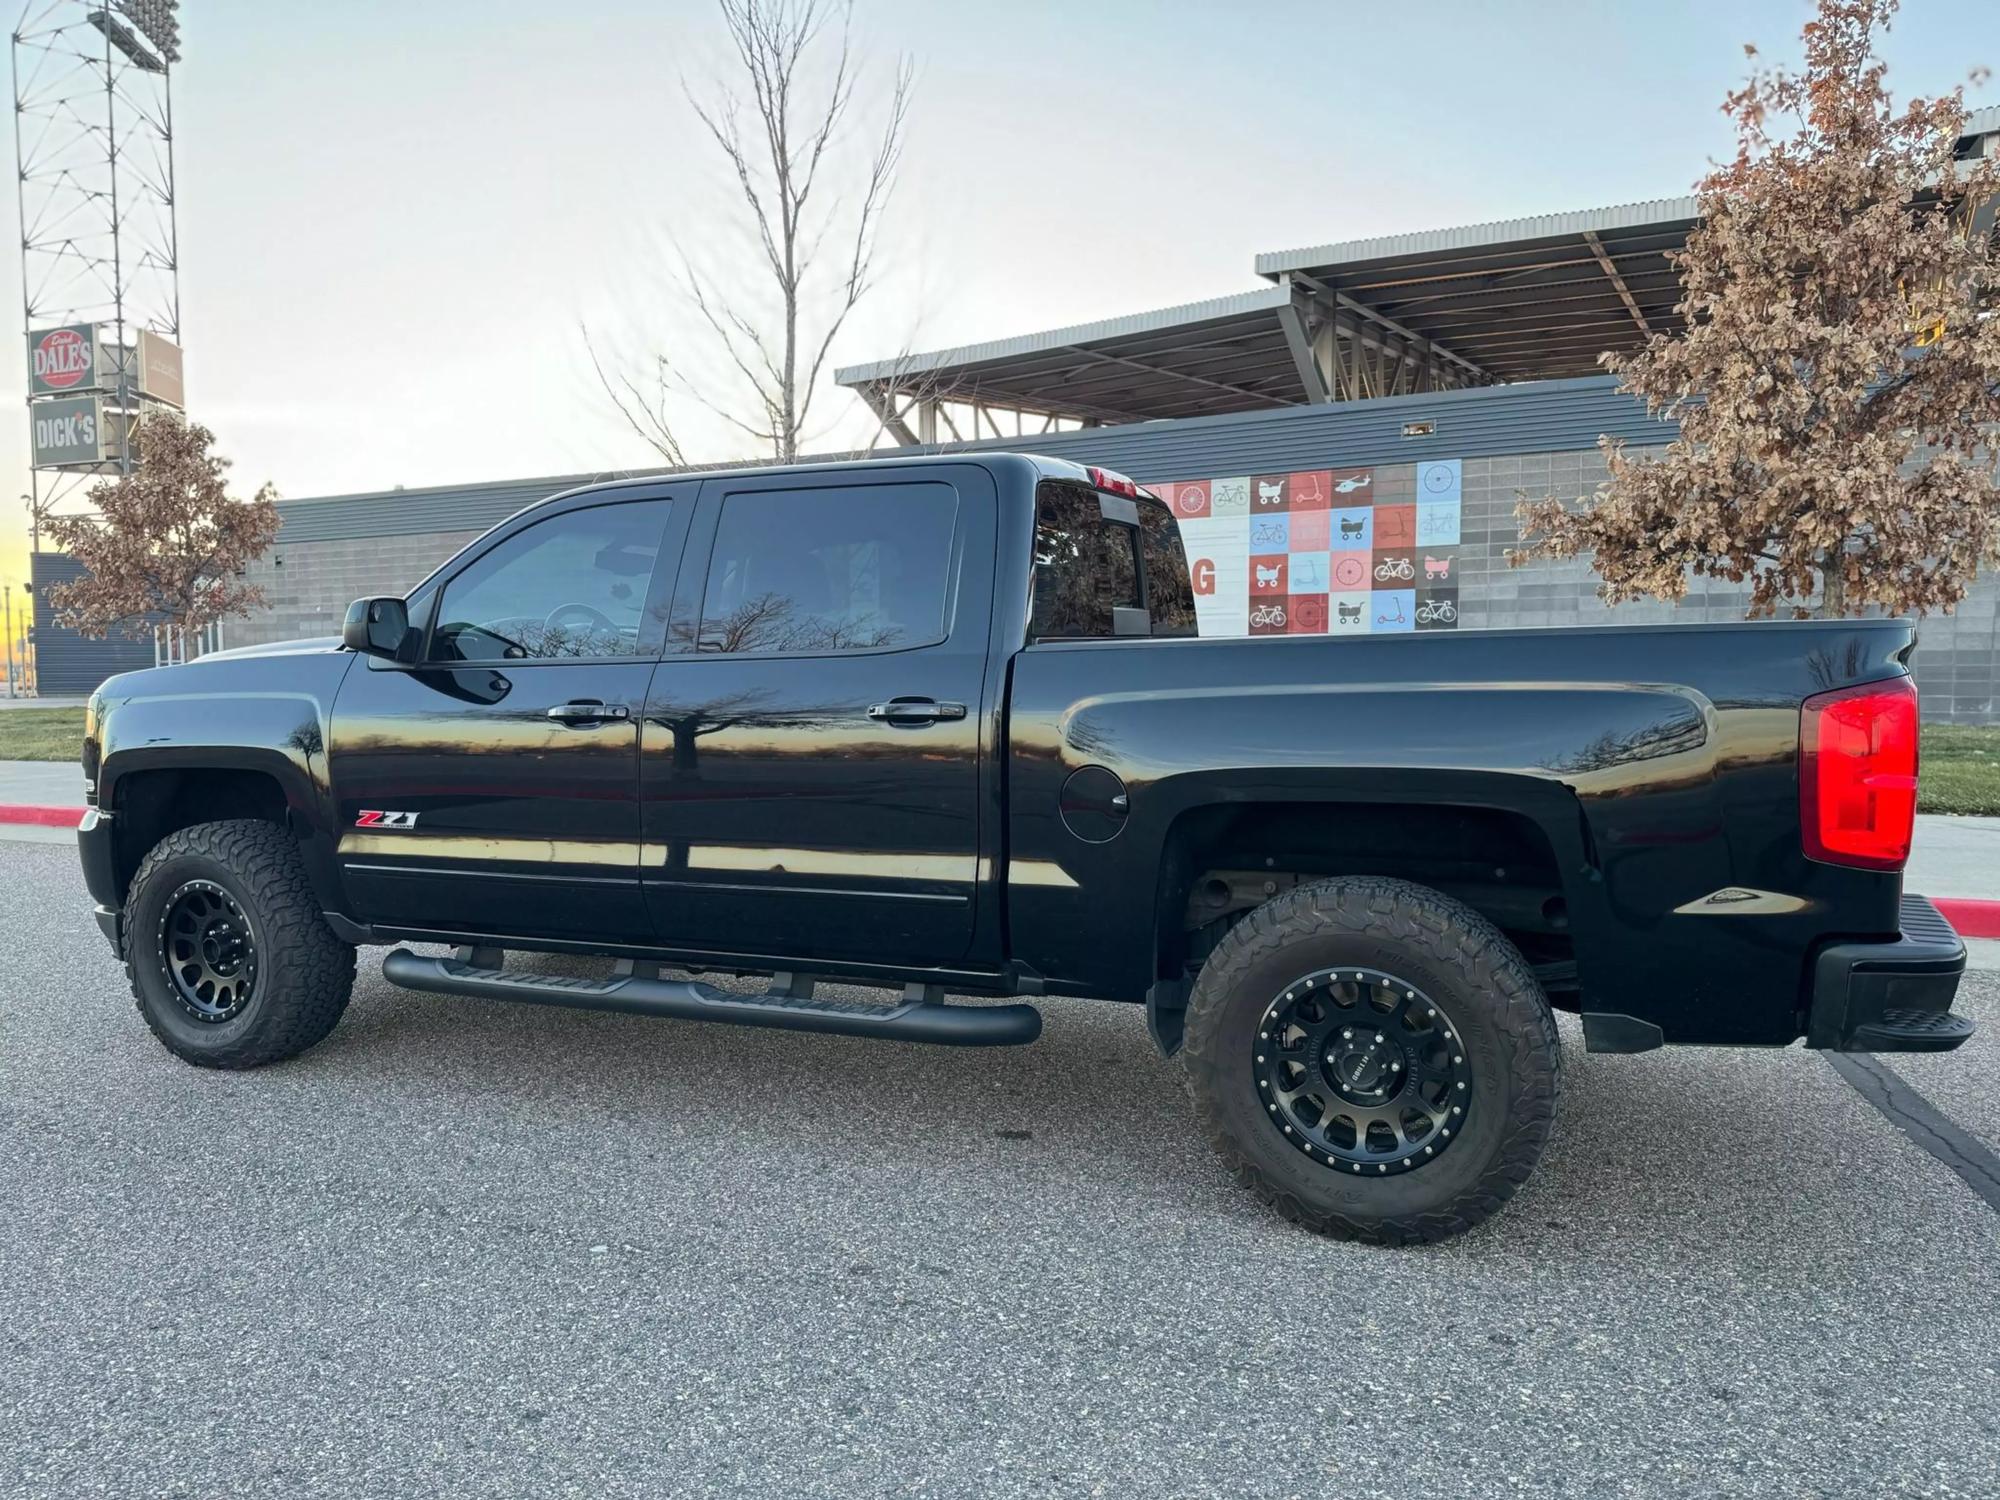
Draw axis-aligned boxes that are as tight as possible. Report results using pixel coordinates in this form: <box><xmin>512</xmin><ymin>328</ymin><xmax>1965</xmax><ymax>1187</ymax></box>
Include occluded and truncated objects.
<box><xmin>640</xmin><ymin>464</ymin><xmax>996</xmax><ymax>968</ymax></box>
<box><xmin>329</xmin><ymin>488</ymin><xmax>693</xmax><ymax>943</ymax></box>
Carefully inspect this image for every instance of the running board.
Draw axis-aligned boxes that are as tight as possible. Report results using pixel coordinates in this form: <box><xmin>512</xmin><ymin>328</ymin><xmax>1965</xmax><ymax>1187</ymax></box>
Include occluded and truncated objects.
<box><xmin>379</xmin><ymin>949</ymin><xmax>1043</xmax><ymax>1047</ymax></box>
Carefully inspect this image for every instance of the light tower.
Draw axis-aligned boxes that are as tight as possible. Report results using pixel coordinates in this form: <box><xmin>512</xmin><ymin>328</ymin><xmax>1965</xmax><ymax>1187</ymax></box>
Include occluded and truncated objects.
<box><xmin>12</xmin><ymin>0</ymin><xmax>184</xmax><ymax>547</ymax></box>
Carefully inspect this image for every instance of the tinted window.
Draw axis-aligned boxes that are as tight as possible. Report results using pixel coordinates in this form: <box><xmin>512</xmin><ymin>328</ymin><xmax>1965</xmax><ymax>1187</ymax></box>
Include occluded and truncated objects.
<box><xmin>1030</xmin><ymin>481</ymin><xmax>1139</xmax><ymax>639</ymax></box>
<box><xmin>696</xmin><ymin>483</ymin><xmax>957</xmax><ymax>654</ymax></box>
<box><xmin>429</xmin><ymin>500</ymin><xmax>673</xmax><ymax>662</ymax></box>
<box><xmin>1139</xmin><ymin>499</ymin><xmax>1199</xmax><ymax>637</ymax></box>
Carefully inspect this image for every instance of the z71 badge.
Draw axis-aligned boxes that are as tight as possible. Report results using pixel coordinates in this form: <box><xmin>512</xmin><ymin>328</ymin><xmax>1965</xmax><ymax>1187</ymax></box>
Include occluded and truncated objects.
<box><xmin>355</xmin><ymin>810</ymin><xmax>419</xmax><ymax>829</ymax></box>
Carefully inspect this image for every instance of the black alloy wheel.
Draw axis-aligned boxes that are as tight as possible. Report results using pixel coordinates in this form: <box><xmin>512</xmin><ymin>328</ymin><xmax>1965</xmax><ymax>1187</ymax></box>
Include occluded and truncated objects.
<box><xmin>158</xmin><ymin>878</ymin><xmax>260</xmax><ymax>1023</ymax></box>
<box><xmin>1254</xmin><ymin>967</ymin><xmax>1471</xmax><ymax>1175</ymax></box>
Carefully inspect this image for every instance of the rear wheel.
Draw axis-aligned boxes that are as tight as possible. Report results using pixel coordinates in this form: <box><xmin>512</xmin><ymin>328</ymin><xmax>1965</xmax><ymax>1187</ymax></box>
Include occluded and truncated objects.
<box><xmin>1182</xmin><ymin>875</ymin><xmax>1559</xmax><ymax>1244</ymax></box>
<box><xmin>122</xmin><ymin>819</ymin><xmax>356</xmax><ymax>1069</ymax></box>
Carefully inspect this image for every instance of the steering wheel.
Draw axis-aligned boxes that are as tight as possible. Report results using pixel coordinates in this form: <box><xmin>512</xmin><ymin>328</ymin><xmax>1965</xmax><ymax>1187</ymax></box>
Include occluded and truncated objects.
<box><xmin>544</xmin><ymin>601</ymin><xmax>618</xmax><ymax>639</ymax></box>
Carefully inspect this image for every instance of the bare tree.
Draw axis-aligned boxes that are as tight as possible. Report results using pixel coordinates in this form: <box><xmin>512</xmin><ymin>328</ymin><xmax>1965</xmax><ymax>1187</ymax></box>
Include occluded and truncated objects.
<box><xmin>591</xmin><ymin>0</ymin><xmax>912</xmax><ymax>465</ymax></box>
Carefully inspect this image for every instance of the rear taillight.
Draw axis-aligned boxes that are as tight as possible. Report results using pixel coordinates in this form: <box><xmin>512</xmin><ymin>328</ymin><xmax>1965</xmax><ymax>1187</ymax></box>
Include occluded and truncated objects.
<box><xmin>1800</xmin><ymin>677</ymin><xmax>1919</xmax><ymax>870</ymax></box>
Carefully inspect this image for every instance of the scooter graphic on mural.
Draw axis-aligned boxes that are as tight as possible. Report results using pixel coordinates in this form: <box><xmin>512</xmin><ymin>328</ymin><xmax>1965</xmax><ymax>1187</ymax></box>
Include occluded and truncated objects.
<box><xmin>1375</xmin><ymin>595</ymin><xmax>1408</xmax><ymax>627</ymax></box>
<box><xmin>1291</xmin><ymin>556</ymin><xmax>1326</xmax><ymax>589</ymax></box>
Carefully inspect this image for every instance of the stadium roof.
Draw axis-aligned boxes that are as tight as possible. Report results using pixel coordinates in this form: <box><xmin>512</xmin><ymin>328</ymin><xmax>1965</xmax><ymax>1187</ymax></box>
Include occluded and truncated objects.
<box><xmin>834</xmin><ymin>286</ymin><xmax>1321</xmax><ymax>425</ymax></box>
<box><xmin>839</xmin><ymin>107</ymin><xmax>2000</xmax><ymax>431</ymax></box>
<box><xmin>1253</xmin><ymin>196</ymin><xmax>1701</xmax><ymax>384</ymax></box>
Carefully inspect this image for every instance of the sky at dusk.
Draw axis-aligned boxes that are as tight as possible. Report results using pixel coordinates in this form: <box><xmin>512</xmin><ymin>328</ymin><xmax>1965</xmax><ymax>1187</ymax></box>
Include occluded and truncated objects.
<box><xmin>1</xmin><ymin>0</ymin><xmax>1994</xmax><ymax>596</ymax></box>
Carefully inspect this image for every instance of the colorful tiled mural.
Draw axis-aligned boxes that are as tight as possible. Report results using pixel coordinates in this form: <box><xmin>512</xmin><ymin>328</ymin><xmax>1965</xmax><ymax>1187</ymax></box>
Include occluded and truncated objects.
<box><xmin>1150</xmin><ymin>460</ymin><xmax>1462</xmax><ymax>636</ymax></box>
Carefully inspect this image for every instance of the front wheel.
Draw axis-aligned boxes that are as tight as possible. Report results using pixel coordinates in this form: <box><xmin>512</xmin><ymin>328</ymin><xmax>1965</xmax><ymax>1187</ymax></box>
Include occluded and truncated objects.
<box><xmin>122</xmin><ymin>819</ymin><xmax>357</xmax><ymax>1069</ymax></box>
<box><xmin>1181</xmin><ymin>876</ymin><xmax>1559</xmax><ymax>1244</ymax></box>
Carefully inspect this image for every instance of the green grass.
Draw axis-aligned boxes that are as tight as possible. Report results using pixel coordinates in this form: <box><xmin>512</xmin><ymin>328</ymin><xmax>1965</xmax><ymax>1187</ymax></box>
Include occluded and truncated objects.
<box><xmin>0</xmin><ymin>706</ymin><xmax>86</xmax><ymax>762</ymax></box>
<box><xmin>0</xmin><ymin>706</ymin><xmax>1994</xmax><ymax>814</ymax></box>
<box><xmin>1920</xmin><ymin>723</ymin><xmax>2000</xmax><ymax>817</ymax></box>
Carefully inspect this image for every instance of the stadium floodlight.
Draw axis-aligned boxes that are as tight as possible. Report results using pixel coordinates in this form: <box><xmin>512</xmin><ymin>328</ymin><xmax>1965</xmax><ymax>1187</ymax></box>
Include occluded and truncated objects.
<box><xmin>16</xmin><ymin>0</ymin><xmax>183</xmax><ymax>545</ymax></box>
<box><xmin>116</xmin><ymin>0</ymin><xmax>180</xmax><ymax>64</ymax></box>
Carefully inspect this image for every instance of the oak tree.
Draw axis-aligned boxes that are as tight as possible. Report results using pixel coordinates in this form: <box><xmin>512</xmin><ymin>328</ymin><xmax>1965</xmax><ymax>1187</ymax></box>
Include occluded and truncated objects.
<box><xmin>1515</xmin><ymin>0</ymin><xmax>2000</xmax><ymax>617</ymax></box>
<box><xmin>42</xmin><ymin>413</ymin><xmax>281</xmax><ymax>646</ymax></box>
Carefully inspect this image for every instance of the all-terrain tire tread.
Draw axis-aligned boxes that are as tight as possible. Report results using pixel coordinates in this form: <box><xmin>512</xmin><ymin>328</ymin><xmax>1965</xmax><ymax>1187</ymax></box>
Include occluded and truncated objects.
<box><xmin>1181</xmin><ymin>875</ymin><xmax>1560</xmax><ymax>1245</ymax></box>
<box><xmin>122</xmin><ymin>819</ymin><xmax>356</xmax><ymax>1069</ymax></box>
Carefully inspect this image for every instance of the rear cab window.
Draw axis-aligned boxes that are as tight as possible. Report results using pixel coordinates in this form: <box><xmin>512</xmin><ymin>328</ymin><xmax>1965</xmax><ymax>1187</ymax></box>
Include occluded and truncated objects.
<box><xmin>1031</xmin><ymin>479</ymin><xmax>1198</xmax><ymax>640</ymax></box>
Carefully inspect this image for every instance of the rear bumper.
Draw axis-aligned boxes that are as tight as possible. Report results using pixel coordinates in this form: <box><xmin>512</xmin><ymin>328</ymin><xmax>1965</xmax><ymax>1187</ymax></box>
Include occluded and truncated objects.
<box><xmin>76</xmin><ymin>808</ymin><xmax>121</xmax><ymax>953</ymax></box>
<box><xmin>1807</xmin><ymin>893</ymin><xmax>1972</xmax><ymax>1053</ymax></box>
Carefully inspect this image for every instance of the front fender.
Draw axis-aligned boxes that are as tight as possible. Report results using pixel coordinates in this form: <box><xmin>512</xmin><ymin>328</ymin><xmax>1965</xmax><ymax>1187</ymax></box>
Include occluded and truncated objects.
<box><xmin>96</xmin><ymin>657</ymin><xmax>353</xmax><ymax>913</ymax></box>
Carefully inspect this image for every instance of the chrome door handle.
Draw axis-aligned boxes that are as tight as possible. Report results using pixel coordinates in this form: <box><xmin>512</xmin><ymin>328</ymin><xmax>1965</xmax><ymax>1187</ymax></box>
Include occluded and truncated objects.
<box><xmin>866</xmin><ymin>699</ymin><xmax>967</xmax><ymax>724</ymax></box>
<box><xmin>547</xmin><ymin>702</ymin><xmax>630</xmax><ymax>723</ymax></box>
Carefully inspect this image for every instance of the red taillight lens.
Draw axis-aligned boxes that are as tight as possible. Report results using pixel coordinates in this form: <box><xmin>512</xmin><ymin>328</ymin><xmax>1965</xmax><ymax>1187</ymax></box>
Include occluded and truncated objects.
<box><xmin>1800</xmin><ymin>677</ymin><xmax>1919</xmax><ymax>870</ymax></box>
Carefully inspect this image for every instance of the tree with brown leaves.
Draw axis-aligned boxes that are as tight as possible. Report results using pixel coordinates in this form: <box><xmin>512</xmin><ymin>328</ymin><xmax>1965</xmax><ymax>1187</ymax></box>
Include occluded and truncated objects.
<box><xmin>42</xmin><ymin>413</ymin><xmax>281</xmax><ymax>646</ymax></box>
<box><xmin>1515</xmin><ymin>0</ymin><xmax>2000</xmax><ymax>617</ymax></box>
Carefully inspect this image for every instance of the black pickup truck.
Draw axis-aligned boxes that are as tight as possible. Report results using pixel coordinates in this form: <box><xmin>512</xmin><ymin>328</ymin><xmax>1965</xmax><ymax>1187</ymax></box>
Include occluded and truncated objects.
<box><xmin>77</xmin><ymin>452</ymin><xmax>1970</xmax><ymax>1242</ymax></box>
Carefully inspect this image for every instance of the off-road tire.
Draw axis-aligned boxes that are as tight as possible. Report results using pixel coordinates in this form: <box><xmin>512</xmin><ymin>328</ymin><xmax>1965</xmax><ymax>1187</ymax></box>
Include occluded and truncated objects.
<box><xmin>122</xmin><ymin>819</ymin><xmax>356</xmax><ymax>1069</ymax></box>
<box><xmin>1182</xmin><ymin>875</ymin><xmax>1559</xmax><ymax>1245</ymax></box>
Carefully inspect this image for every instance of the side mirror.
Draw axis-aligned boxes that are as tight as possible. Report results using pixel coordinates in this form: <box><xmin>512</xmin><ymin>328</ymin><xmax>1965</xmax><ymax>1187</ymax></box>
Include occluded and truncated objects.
<box><xmin>342</xmin><ymin>597</ymin><xmax>412</xmax><ymax>661</ymax></box>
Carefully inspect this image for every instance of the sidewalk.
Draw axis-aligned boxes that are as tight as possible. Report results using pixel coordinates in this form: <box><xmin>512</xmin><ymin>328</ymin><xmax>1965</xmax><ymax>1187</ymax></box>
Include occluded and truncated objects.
<box><xmin>0</xmin><ymin>760</ymin><xmax>86</xmax><ymax>808</ymax></box>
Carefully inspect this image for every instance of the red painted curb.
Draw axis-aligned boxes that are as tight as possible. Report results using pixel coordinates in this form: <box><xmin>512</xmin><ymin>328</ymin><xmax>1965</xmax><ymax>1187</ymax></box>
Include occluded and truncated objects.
<box><xmin>0</xmin><ymin>804</ymin><xmax>84</xmax><ymax>828</ymax></box>
<box><xmin>1933</xmin><ymin>898</ymin><xmax>2000</xmax><ymax>941</ymax></box>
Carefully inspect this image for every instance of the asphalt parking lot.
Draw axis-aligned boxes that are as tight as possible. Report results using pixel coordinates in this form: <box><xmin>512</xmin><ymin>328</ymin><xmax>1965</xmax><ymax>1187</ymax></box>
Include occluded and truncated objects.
<box><xmin>4</xmin><ymin>836</ymin><xmax>1998</xmax><ymax>1499</ymax></box>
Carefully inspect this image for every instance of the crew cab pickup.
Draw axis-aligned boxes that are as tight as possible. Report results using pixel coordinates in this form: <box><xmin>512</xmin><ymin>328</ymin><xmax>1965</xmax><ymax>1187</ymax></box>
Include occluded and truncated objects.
<box><xmin>78</xmin><ymin>453</ymin><xmax>1971</xmax><ymax>1243</ymax></box>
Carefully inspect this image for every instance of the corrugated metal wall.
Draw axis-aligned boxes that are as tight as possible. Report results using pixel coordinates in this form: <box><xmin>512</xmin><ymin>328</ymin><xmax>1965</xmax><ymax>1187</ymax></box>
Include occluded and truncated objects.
<box><xmin>270</xmin><ymin>471</ymin><xmax>655</xmax><ymax>546</ymax></box>
<box><xmin>917</xmin><ymin>375</ymin><xmax>1670</xmax><ymax>481</ymax></box>
<box><xmin>28</xmin><ymin>552</ymin><xmax>159</xmax><ymax>696</ymax></box>
<box><xmin>24</xmin><ymin>374</ymin><xmax>1995</xmax><ymax>720</ymax></box>
<box><xmin>254</xmin><ymin>376</ymin><xmax>1665</xmax><ymax>551</ymax></box>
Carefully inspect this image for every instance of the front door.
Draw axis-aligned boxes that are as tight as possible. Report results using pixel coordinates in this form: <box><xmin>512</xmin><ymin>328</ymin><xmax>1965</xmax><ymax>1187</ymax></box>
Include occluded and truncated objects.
<box><xmin>640</xmin><ymin>465</ymin><xmax>995</xmax><ymax>969</ymax></box>
<box><xmin>329</xmin><ymin>489</ymin><xmax>693</xmax><ymax>944</ymax></box>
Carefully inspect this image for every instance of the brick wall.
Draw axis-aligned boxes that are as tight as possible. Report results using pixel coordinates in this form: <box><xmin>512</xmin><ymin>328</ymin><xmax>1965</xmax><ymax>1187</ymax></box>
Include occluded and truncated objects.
<box><xmin>218</xmin><ymin>448</ymin><xmax>2000</xmax><ymax>723</ymax></box>
<box><xmin>232</xmin><ymin>530</ymin><xmax>485</xmax><ymax>647</ymax></box>
<box><xmin>1456</xmin><ymin>447</ymin><xmax>1999</xmax><ymax>723</ymax></box>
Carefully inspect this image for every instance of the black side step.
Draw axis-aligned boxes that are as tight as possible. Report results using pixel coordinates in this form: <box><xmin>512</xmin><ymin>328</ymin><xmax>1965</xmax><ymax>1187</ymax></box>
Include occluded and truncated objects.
<box><xmin>380</xmin><ymin>949</ymin><xmax>1042</xmax><ymax>1047</ymax></box>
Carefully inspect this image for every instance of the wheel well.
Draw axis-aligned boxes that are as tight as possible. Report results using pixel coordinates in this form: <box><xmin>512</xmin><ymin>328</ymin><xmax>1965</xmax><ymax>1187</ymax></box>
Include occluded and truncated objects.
<box><xmin>1156</xmin><ymin>801</ymin><xmax>1578</xmax><ymax>1006</ymax></box>
<box><xmin>110</xmin><ymin>768</ymin><xmax>291</xmax><ymax>901</ymax></box>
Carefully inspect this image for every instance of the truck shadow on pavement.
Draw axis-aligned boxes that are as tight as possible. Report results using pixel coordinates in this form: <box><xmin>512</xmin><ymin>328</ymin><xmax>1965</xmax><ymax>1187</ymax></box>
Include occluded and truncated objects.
<box><xmin>290</xmin><ymin>948</ymin><xmax>1939</xmax><ymax>1270</ymax></box>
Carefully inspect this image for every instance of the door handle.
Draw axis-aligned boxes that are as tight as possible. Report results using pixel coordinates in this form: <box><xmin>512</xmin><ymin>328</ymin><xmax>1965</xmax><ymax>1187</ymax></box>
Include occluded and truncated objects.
<box><xmin>547</xmin><ymin>701</ymin><xmax>630</xmax><ymax>724</ymax></box>
<box><xmin>866</xmin><ymin>698</ymin><xmax>967</xmax><ymax>725</ymax></box>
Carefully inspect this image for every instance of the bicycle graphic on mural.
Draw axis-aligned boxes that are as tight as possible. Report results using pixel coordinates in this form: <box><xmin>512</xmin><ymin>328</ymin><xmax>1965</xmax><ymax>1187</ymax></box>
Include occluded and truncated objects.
<box><xmin>1416</xmin><ymin>598</ymin><xmax>1458</xmax><ymax>625</ymax></box>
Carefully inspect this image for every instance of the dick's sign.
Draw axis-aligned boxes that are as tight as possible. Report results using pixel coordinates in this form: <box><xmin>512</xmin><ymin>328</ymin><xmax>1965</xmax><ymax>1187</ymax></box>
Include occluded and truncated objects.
<box><xmin>28</xmin><ymin>324</ymin><xmax>103</xmax><ymax>396</ymax></box>
<box><xmin>31</xmin><ymin>394</ymin><xmax>116</xmax><ymax>468</ymax></box>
